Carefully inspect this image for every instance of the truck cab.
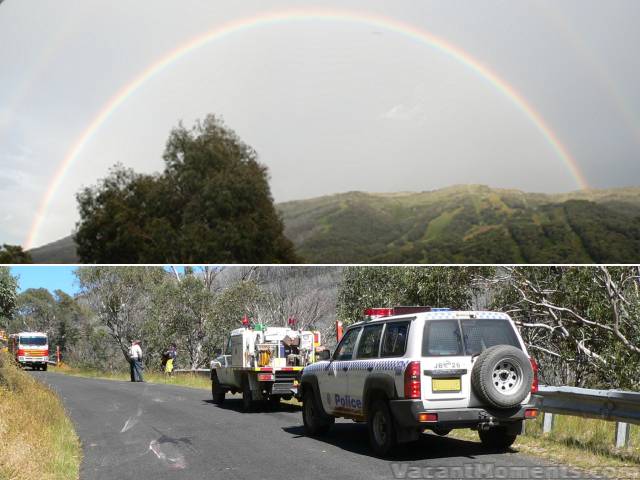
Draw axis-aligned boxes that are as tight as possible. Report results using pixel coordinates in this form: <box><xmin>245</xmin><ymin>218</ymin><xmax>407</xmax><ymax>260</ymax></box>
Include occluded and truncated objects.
<box><xmin>8</xmin><ymin>332</ymin><xmax>49</xmax><ymax>371</ymax></box>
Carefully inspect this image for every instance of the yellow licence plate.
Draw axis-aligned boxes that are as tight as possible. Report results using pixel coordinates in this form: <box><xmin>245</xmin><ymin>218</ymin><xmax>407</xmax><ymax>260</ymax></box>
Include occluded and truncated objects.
<box><xmin>432</xmin><ymin>378</ymin><xmax>461</xmax><ymax>392</ymax></box>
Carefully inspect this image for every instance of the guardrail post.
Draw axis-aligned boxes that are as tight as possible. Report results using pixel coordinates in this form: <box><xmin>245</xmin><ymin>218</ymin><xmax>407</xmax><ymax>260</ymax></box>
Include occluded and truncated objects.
<box><xmin>615</xmin><ymin>422</ymin><xmax>630</xmax><ymax>448</ymax></box>
<box><xmin>543</xmin><ymin>412</ymin><xmax>555</xmax><ymax>434</ymax></box>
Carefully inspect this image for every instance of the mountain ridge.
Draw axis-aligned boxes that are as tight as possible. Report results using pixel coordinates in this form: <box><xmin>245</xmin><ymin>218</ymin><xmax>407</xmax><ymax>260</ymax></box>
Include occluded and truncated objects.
<box><xmin>28</xmin><ymin>185</ymin><xmax>640</xmax><ymax>263</ymax></box>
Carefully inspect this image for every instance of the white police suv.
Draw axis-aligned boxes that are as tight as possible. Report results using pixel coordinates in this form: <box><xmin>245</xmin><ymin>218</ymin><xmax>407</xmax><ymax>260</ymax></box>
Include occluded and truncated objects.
<box><xmin>299</xmin><ymin>307</ymin><xmax>539</xmax><ymax>456</ymax></box>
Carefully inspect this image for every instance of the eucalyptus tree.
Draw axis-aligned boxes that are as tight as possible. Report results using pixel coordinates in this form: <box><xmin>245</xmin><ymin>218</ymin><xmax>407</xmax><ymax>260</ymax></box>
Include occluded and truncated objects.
<box><xmin>209</xmin><ymin>279</ymin><xmax>266</xmax><ymax>355</ymax></box>
<box><xmin>148</xmin><ymin>272</ymin><xmax>218</xmax><ymax>369</ymax></box>
<box><xmin>15</xmin><ymin>288</ymin><xmax>57</xmax><ymax>333</ymax></box>
<box><xmin>0</xmin><ymin>267</ymin><xmax>18</xmax><ymax>329</ymax></box>
<box><xmin>490</xmin><ymin>266</ymin><xmax>640</xmax><ymax>389</ymax></box>
<box><xmin>337</xmin><ymin>266</ymin><xmax>494</xmax><ymax>325</ymax></box>
<box><xmin>75</xmin><ymin>266</ymin><xmax>167</xmax><ymax>362</ymax></box>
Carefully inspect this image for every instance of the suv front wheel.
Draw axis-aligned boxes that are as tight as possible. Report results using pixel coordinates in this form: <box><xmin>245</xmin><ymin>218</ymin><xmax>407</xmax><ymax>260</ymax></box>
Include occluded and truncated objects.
<box><xmin>367</xmin><ymin>399</ymin><xmax>397</xmax><ymax>457</ymax></box>
<box><xmin>478</xmin><ymin>427</ymin><xmax>518</xmax><ymax>451</ymax></box>
<box><xmin>302</xmin><ymin>389</ymin><xmax>334</xmax><ymax>436</ymax></box>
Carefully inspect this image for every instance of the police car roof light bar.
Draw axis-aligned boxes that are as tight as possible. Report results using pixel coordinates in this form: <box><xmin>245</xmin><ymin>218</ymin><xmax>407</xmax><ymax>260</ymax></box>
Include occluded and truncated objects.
<box><xmin>363</xmin><ymin>306</ymin><xmax>447</xmax><ymax>320</ymax></box>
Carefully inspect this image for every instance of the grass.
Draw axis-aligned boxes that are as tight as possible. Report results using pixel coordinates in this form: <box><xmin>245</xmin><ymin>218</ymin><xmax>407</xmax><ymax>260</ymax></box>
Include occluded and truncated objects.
<box><xmin>0</xmin><ymin>352</ymin><xmax>81</xmax><ymax>480</ymax></box>
<box><xmin>526</xmin><ymin>413</ymin><xmax>640</xmax><ymax>460</ymax></box>
<box><xmin>422</xmin><ymin>208</ymin><xmax>459</xmax><ymax>241</ymax></box>
<box><xmin>450</xmin><ymin>414</ymin><xmax>640</xmax><ymax>477</ymax></box>
<box><xmin>50</xmin><ymin>362</ymin><xmax>211</xmax><ymax>390</ymax></box>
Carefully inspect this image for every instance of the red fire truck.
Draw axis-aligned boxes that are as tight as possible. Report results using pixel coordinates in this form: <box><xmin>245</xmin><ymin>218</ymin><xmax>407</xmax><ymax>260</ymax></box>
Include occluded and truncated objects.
<box><xmin>8</xmin><ymin>332</ymin><xmax>49</xmax><ymax>371</ymax></box>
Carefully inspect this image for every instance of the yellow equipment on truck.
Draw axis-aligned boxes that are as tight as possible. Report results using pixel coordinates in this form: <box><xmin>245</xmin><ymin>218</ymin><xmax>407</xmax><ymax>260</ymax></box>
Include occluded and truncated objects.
<box><xmin>210</xmin><ymin>317</ymin><xmax>324</xmax><ymax>411</ymax></box>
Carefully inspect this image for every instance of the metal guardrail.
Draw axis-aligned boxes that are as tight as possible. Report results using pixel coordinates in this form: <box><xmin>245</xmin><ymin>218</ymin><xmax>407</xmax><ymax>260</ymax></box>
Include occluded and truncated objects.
<box><xmin>534</xmin><ymin>385</ymin><xmax>640</xmax><ymax>448</ymax></box>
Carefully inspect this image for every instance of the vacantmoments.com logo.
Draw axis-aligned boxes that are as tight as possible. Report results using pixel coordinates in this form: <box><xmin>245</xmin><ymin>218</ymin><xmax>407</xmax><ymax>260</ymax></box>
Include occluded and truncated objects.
<box><xmin>389</xmin><ymin>462</ymin><xmax>639</xmax><ymax>479</ymax></box>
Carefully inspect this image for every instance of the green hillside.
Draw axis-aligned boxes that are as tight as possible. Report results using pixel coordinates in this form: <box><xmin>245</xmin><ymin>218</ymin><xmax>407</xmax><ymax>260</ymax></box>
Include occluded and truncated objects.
<box><xmin>29</xmin><ymin>185</ymin><xmax>640</xmax><ymax>263</ymax></box>
<box><xmin>29</xmin><ymin>236</ymin><xmax>78</xmax><ymax>264</ymax></box>
<box><xmin>278</xmin><ymin>185</ymin><xmax>640</xmax><ymax>263</ymax></box>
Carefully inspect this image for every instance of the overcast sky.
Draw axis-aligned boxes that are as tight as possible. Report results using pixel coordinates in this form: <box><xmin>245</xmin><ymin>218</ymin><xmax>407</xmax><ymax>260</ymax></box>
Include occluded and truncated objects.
<box><xmin>1</xmin><ymin>0</ymin><xmax>639</xmax><ymax>248</ymax></box>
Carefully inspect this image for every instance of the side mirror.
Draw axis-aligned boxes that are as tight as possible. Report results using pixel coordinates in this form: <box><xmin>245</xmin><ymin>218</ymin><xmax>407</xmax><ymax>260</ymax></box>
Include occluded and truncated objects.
<box><xmin>317</xmin><ymin>350</ymin><xmax>331</xmax><ymax>361</ymax></box>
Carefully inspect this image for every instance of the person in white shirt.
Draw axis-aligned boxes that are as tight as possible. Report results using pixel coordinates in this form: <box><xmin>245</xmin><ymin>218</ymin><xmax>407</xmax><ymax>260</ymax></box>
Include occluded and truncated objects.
<box><xmin>128</xmin><ymin>340</ymin><xmax>144</xmax><ymax>382</ymax></box>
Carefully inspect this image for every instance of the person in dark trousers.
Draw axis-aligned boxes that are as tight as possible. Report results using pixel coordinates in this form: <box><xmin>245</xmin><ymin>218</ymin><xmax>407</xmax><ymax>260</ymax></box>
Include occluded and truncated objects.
<box><xmin>128</xmin><ymin>340</ymin><xmax>144</xmax><ymax>382</ymax></box>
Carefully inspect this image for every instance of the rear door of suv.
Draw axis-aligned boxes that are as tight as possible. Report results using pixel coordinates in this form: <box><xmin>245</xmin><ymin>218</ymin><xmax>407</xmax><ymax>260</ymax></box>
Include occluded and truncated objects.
<box><xmin>421</xmin><ymin>318</ymin><xmax>472</xmax><ymax>409</ymax></box>
<box><xmin>421</xmin><ymin>316</ymin><xmax>523</xmax><ymax>409</ymax></box>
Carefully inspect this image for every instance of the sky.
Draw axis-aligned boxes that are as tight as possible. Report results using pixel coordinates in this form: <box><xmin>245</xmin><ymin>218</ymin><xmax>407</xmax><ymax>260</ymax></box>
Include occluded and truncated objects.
<box><xmin>8</xmin><ymin>266</ymin><xmax>186</xmax><ymax>296</ymax></box>
<box><xmin>1</xmin><ymin>1</ymin><xmax>639</xmax><ymax>248</ymax></box>
<box><xmin>11</xmin><ymin>266</ymin><xmax>80</xmax><ymax>295</ymax></box>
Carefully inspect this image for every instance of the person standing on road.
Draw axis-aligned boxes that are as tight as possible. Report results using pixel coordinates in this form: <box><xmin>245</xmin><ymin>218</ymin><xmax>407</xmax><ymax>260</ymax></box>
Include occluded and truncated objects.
<box><xmin>162</xmin><ymin>343</ymin><xmax>177</xmax><ymax>376</ymax></box>
<box><xmin>128</xmin><ymin>340</ymin><xmax>144</xmax><ymax>382</ymax></box>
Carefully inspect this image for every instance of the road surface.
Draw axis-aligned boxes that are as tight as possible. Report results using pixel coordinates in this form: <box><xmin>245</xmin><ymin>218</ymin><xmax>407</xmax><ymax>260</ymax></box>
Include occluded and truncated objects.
<box><xmin>34</xmin><ymin>372</ymin><xmax>583</xmax><ymax>480</ymax></box>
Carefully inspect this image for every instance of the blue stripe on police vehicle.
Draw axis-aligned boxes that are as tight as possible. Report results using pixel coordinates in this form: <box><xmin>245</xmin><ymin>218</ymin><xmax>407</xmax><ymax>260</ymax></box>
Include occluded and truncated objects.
<box><xmin>303</xmin><ymin>358</ymin><xmax>409</xmax><ymax>373</ymax></box>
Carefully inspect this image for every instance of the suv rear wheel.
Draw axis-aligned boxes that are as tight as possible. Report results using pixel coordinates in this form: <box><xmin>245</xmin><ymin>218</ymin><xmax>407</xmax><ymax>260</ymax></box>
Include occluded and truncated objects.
<box><xmin>302</xmin><ymin>389</ymin><xmax>334</xmax><ymax>435</ymax></box>
<box><xmin>479</xmin><ymin>427</ymin><xmax>518</xmax><ymax>451</ymax></box>
<box><xmin>367</xmin><ymin>399</ymin><xmax>397</xmax><ymax>457</ymax></box>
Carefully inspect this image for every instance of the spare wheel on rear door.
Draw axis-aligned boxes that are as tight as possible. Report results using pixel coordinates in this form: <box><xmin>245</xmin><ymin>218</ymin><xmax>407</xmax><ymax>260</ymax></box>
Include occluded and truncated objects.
<box><xmin>471</xmin><ymin>344</ymin><xmax>532</xmax><ymax>409</ymax></box>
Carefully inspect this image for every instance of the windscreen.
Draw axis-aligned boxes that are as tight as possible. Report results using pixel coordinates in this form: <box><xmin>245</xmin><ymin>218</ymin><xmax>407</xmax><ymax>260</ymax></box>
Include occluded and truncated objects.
<box><xmin>20</xmin><ymin>337</ymin><xmax>47</xmax><ymax>346</ymax></box>
<box><xmin>422</xmin><ymin>319</ymin><xmax>520</xmax><ymax>357</ymax></box>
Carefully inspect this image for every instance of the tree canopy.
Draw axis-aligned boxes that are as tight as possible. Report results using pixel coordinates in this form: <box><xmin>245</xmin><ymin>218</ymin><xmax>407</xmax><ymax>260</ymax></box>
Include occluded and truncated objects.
<box><xmin>75</xmin><ymin>266</ymin><xmax>166</xmax><ymax>361</ymax></box>
<box><xmin>336</xmin><ymin>265</ymin><xmax>640</xmax><ymax>390</ymax></box>
<box><xmin>70</xmin><ymin>266</ymin><xmax>328</xmax><ymax>370</ymax></box>
<box><xmin>0</xmin><ymin>245</ymin><xmax>32</xmax><ymax>264</ymax></box>
<box><xmin>0</xmin><ymin>267</ymin><xmax>18</xmax><ymax>327</ymax></box>
<box><xmin>74</xmin><ymin>115</ymin><xmax>297</xmax><ymax>263</ymax></box>
<box><xmin>490</xmin><ymin>266</ymin><xmax>640</xmax><ymax>389</ymax></box>
<box><xmin>12</xmin><ymin>288</ymin><xmax>82</xmax><ymax>358</ymax></box>
<box><xmin>337</xmin><ymin>266</ymin><xmax>493</xmax><ymax>324</ymax></box>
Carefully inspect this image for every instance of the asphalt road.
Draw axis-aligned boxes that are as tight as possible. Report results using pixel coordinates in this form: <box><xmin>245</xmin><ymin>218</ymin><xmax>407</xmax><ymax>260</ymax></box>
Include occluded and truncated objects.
<box><xmin>34</xmin><ymin>372</ymin><xmax>586</xmax><ymax>480</ymax></box>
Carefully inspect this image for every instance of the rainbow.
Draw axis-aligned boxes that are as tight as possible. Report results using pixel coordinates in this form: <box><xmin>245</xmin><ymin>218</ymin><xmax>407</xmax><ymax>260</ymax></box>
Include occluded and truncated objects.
<box><xmin>24</xmin><ymin>8</ymin><xmax>589</xmax><ymax>249</ymax></box>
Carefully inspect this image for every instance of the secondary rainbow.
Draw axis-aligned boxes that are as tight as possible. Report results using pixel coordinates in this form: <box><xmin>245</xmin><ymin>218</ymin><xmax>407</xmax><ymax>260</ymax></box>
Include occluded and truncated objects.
<box><xmin>25</xmin><ymin>8</ymin><xmax>590</xmax><ymax>249</ymax></box>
